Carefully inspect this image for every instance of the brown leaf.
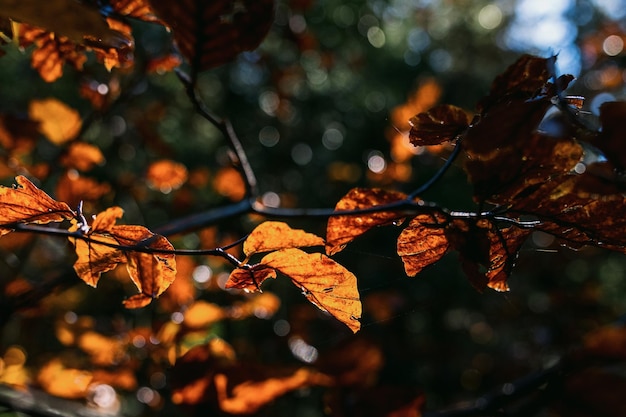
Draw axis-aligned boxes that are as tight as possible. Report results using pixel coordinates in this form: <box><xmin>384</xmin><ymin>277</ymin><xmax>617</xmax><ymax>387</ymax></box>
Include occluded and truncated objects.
<box><xmin>225</xmin><ymin>264</ymin><xmax>277</xmax><ymax>292</ymax></box>
<box><xmin>408</xmin><ymin>104</ymin><xmax>469</xmax><ymax>146</ymax></box>
<box><xmin>60</xmin><ymin>142</ymin><xmax>105</xmax><ymax>172</ymax></box>
<box><xmin>146</xmin><ymin>159</ymin><xmax>188</xmax><ymax>193</ymax></box>
<box><xmin>326</xmin><ymin>188</ymin><xmax>408</xmax><ymax>256</ymax></box>
<box><xmin>69</xmin><ymin>207</ymin><xmax>177</xmax><ymax>304</ymax></box>
<box><xmin>18</xmin><ymin>24</ymin><xmax>87</xmax><ymax>83</ymax></box>
<box><xmin>149</xmin><ymin>0</ymin><xmax>274</xmax><ymax>71</ymax></box>
<box><xmin>261</xmin><ymin>248</ymin><xmax>362</xmax><ymax>333</ymax></box>
<box><xmin>29</xmin><ymin>98</ymin><xmax>81</xmax><ymax>144</ymax></box>
<box><xmin>244</xmin><ymin>221</ymin><xmax>325</xmax><ymax>257</ymax></box>
<box><xmin>397</xmin><ymin>212</ymin><xmax>450</xmax><ymax>277</ymax></box>
<box><xmin>0</xmin><ymin>175</ymin><xmax>74</xmax><ymax>236</ymax></box>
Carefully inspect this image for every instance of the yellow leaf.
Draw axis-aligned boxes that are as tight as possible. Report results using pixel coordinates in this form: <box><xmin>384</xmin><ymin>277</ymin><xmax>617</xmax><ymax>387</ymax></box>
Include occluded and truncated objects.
<box><xmin>244</xmin><ymin>221</ymin><xmax>325</xmax><ymax>257</ymax></box>
<box><xmin>261</xmin><ymin>248</ymin><xmax>361</xmax><ymax>333</ymax></box>
<box><xmin>29</xmin><ymin>98</ymin><xmax>81</xmax><ymax>144</ymax></box>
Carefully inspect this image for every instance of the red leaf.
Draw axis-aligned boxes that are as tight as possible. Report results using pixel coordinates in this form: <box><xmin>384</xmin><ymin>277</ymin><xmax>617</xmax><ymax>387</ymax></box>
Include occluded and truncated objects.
<box><xmin>408</xmin><ymin>104</ymin><xmax>469</xmax><ymax>146</ymax></box>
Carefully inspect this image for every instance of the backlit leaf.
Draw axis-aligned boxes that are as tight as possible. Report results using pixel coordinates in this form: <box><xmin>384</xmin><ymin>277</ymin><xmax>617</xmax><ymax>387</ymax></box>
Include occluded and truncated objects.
<box><xmin>146</xmin><ymin>159</ymin><xmax>188</xmax><ymax>193</ymax></box>
<box><xmin>213</xmin><ymin>167</ymin><xmax>246</xmax><ymax>201</ymax></box>
<box><xmin>60</xmin><ymin>142</ymin><xmax>105</xmax><ymax>172</ymax></box>
<box><xmin>261</xmin><ymin>248</ymin><xmax>362</xmax><ymax>333</ymax></box>
<box><xmin>214</xmin><ymin>368</ymin><xmax>332</xmax><ymax>415</ymax></box>
<box><xmin>408</xmin><ymin>104</ymin><xmax>469</xmax><ymax>146</ymax></box>
<box><xmin>149</xmin><ymin>0</ymin><xmax>274</xmax><ymax>71</ymax></box>
<box><xmin>326</xmin><ymin>188</ymin><xmax>408</xmax><ymax>256</ymax></box>
<box><xmin>183</xmin><ymin>300</ymin><xmax>226</xmax><ymax>329</ymax></box>
<box><xmin>29</xmin><ymin>98</ymin><xmax>81</xmax><ymax>144</ymax></box>
<box><xmin>17</xmin><ymin>24</ymin><xmax>87</xmax><ymax>83</ymax></box>
<box><xmin>225</xmin><ymin>264</ymin><xmax>277</xmax><ymax>292</ymax></box>
<box><xmin>397</xmin><ymin>212</ymin><xmax>450</xmax><ymax>277</ymax></box>
<box><xmin>244</xmin><ymin>221</ymin><xmax>325</xmax><ymax>257</ymax></box>
<box><xmin>0</xmin><ymin>175</ymin><xmax>74</xmax><ymax>236</ymax></box>
<box><xmin>69</xmin><ymin>207</ymin><xmax>177</xmax><ymax>304</ymax></box>
<box><xmin>37</xmin><ymin>358</ymin><xmax>92</xmax><ymax>399</ymax></box>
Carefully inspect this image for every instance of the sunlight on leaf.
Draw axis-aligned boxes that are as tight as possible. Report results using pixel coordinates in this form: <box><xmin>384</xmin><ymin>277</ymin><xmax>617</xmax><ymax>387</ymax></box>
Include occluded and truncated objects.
<box><xmin>60</xmin><ymin>142</ymin><xmax>105</xmax><ymax>172</ymax></box>
<box><xmin>397</xmin><ymin>213</ymin><xmax>450</xmax><ymax>277</ymax></box>
<box><xmin>183</xmin><ymin>300</ymin><xmax>226</xmax><ymax>329</ymax></box>
<box><xmin>261</xmin><ymin>248</ymin><xmax>361</xmax><ymax>333</ymax></box>
<box><xmin>244</xmin><ymin>221</ymin><xmax>325</xmax><ymax>258</ymax></box>
<box><xmin>226</xmin><ymin>264</ymin><xmax>277</xmax><ymax>292</ymax></box>
<box><xmin>37</xmin><ymin>359</ymin><xmax>92</xmax><ymax>399</ymax></box>
<box><xmin>326</xmin><ymin>188</ymin><xmax>409</xmax><ymax>256</ymax></box>
<box><xmin>29</xmin><ymin>98</ymin><xmax>81</xmax><ymax>144</ymax></box>
<box><xmin>0</xmin><ymin>175</ymin><xmax>74</xmax><ymax>236</ymax></box>
<box><xmin>146</xmin><ymin>159</ymin><xmax>188</xmax><ymax>193</ymax></box>
<box><xmin>409</xmin><ymin>104</ymin><xmax>469</xmax><ymax>146</ymax></box>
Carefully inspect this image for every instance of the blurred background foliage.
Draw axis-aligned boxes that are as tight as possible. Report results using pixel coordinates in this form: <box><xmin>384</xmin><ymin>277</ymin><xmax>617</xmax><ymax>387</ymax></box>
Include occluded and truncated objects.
<box><xmin>1</xmin><ymin>0</ymin><xmax>626</xmax><ymax>416</ymax></box>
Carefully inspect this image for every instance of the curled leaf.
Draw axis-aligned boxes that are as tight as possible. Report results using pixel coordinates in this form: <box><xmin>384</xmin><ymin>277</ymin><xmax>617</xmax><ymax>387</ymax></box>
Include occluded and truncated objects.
<box><xmin>225</xmin><ymin>264</ymin><xmax>277</xmax><ymax>292</ymax></box>
<box><xmin>326</xmin><ymin>188</ymin><xmax>408</xmax><ymax>256</ymax></box>
<box><xmin>244</xmin><ymin>221</ymin><xmax>324</xmax><ymax>258</ymax></box>
<box><xmin>397</xmin><ymin>213</ymin><xmax>450</xmax><ymax>277</ymax></box>
<box><xmin>409</xmin><ymin>104</ymin><xmax>469</xmax><ymax>146</ymax></box>
<box><xmin>261</xmin><ymin>248</ymin><xmax>362</xmax><ymax>333</ymax></box>
<box><xmin>0</xmin><ymin>176</ymin><xmax>74</xmax><ymax>236</ymax></box>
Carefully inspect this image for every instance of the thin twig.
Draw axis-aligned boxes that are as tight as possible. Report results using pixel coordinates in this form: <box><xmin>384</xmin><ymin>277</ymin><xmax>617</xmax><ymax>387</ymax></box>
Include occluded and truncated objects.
<box><xmin>408</xmin><ymin>138</ymin><xmax>463</xmax><ymax>200</ymax></box>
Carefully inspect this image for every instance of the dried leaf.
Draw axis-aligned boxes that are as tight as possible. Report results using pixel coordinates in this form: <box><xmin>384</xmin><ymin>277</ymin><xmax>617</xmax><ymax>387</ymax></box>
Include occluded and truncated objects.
<box><xmin>408</xmin><ymin>104</ymin><xmax>469</xmax><ymax>146</ymax></box>
<box><xmin>397</xmin><ymin>213</ymin><xmax>450</xmax><ymax>277</ymax></box>
<box><xmin>149</xmin><ymin>0</ymin><xmax>274</xmax><ymax>71</ymax></box>
<box><xmin>29</xmin><ymin>98</ymin><xmax>81</xmax><ymax>144</ymax></box>
<box><xmin>226</xmin><ymin>264</ymin><xmax>277</xmax><ymax>292</ymax></box>
<box><xmin>69</xmin><ymin>207</ymin><xmax>177</xmax><ymax>305</ymax></box>
<box><xmin>146</xmin><ymin>159</ymin><xmax>188</xmax><ymax>193</ymax></box>
<box><xmin>261</xmin><ymin>248</ymin><xmax>361</xmax><ymax>333</ymax></box>
<box><xmin>0</xmin><ymin>175</ymin><xmax>74</xmax><ymax>236</ymax></box>
<box><xmin>18</xmin><ymin>24</ymin><xmax>87</xmax><ymax>82</ymax></box>
<box><xmin>326</xmin><ymin>188</ymin><xmax>408</xmax><ymax>256</ymax></box>
<box><xmin>55</xmin><ymin>172</ymin><xmax>111</xmax><ymax>208</ymax></box>
<box><xmin>244</xmin><ymin>221</ymin><xmax>325</xmax><ymax>257</ymax></box>
<box><xmin>60</xmin><ymin>142</ymin><xmax>105</xmax><ymax>171</ymax></box>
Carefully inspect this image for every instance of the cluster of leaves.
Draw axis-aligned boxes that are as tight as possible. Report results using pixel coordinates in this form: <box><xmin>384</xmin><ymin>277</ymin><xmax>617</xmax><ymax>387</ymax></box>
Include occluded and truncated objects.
<box><xmin>1</xmin><ymin>0</ymin><xmax>626</xmax><ymax>416</ymax></box>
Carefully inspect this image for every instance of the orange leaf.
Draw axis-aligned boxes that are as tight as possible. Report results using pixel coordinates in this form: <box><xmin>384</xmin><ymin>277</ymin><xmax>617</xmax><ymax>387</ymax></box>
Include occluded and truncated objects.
<box><xmin>29</xmin><ymin>98</ymin><xmax>81</xmax><ymax>144</ymax></box>
<box><xmin>0</xmin><ymin>175</ymin><xmax>74</xmax><ymax>236</ymax></box>
<box><xmin>69</xmin><ymin>207</ymin><xmax>177</xmax><ymax>304</ymax></box>
<box><xmin>214</xmin><ymin>368</ymin><xmax>332</xmax><ymax>415</ymax></box>
<box><xmin>183</xmin><ymin>300</ymin><xmax>226</xmax><ymax>329</ymax></box>
<box><xmin>77</xmin><ymin>331</ymin><xmax>125</xmax><ymax>366</ymax></box>
<box><xmin>409</xmin><ymin>104</ymin><xmax>469</xmax><ymax>146</ymax></box>
<box><xmin>149</xmin><ymin>0</ymin><xmax>274</xmax><ymax>71</ymax></box>
<box><xmin>37</xmin><ymin>359</ymin><xmax>92</xmax><ymax>399</ymax></box>
<box><xmin>213</xmin><ymin>167</ymin><xmax>246</xmax><ymax>201</ymax></box>
<box><xmin>326</xmin><ymin>188</ymin><xmax>408</xmax><ymax>256</ymax></box>
<box><xmin>55</xmin><ymin>171</ymin><xmax>111</xmax><ymax>208</ymax></box>
<box><xmin>146</xmin><ymin>159</ymin><xmax>188</xmax><ymax>193</ymax></box>
<box><xmin>397</xmin><ymin>213</ymin><xmax>450</xmax><ymax>277</ymax></box>
<box><xmin>60</xmin><ymin>142</ymin><xmax>104</xmax><ymax>171</ymax></box>
<box><xmin>260</xmin><ymin>248</ymin><xmax>361</xmax><ymax>333</ymax></box>
<box><xmin>226</xmin><ymin>265</ymin><xmax>277</xmax><ymax>292</ymax></box>
<box><xmin>244</xmin><ymin>221</ymin><xmax>324</xmax><ymax>257</ymax></box>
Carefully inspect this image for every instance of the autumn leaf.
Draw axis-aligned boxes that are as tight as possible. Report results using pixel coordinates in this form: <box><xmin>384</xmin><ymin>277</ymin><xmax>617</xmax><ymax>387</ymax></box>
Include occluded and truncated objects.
<box><xmin>183</xmin><ymin>300</ymin><xmax>226</xmax><ymax>329</ymax></box>
<box><xmin>149</xmin><ymin>0</ymin><xmax>274</xmax><ymax>71</ymax></box>
<box><xmin>0</xmin><ymin>175</ymin><xmax>74</xmax><ymax>236</ymax></box>
<box><xmin>37</xmin><ymin>359</ymin><xmax>92</xmax><ymax>399</ymax></box>
<box><xmin>408</xmin><ymin>104</ymin><xmax>470</xmax><ymax>146</ymax></box>
<box><xmin>261</xmin><ymin>248</ymin><xmax>362</xmax><ymax>333</ymax></box>
<box><xmin>226</xmin><ymin>264</ymin><xmax>277</xmax><ymax>292</ymax></box>
<box><xmin>590</xmin><ymin>101</ymin><xmax>626</xmax><ymax>170</ymax></box>
<box><xmin>214</xmin><ymin>368</ymin><xmax>332</xmax><ymax>415</ymax></box>
<box><xmin>213</xmin><ymin>167</ymin><xmax>246</xmax><ymax>201</ymax></box>
<box><xmin>29</xmin><ymin>98</ymin><xmax>81</xmax><ymax>144</ymax></box>
<box><xmin>326</xmin><ymin>188</ymin><xmax>409</xmax><ymax>256</ymax></box>
<box><xmin>244</xmin><ymin>221</ymin><xmax>325</xmax><ymax>258</ymax></box>
<box><xmin>69</xmin><ymin>206</ymin><xmax>177</xmax><ymax>306</ymax></box>
<box><xmin>60</xmin><ymin>142</ymin><xmax>105</xmax><ymax>172</ymax></box>
<box><xmin>397</xmin><ymin>213</ymin><xmax>450</xmax><ymax>277</ymax></box>
<box><xmin>146</xmin><ymin>159</ymin><xmax>188</xmax><ymax>193</ymax></box>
